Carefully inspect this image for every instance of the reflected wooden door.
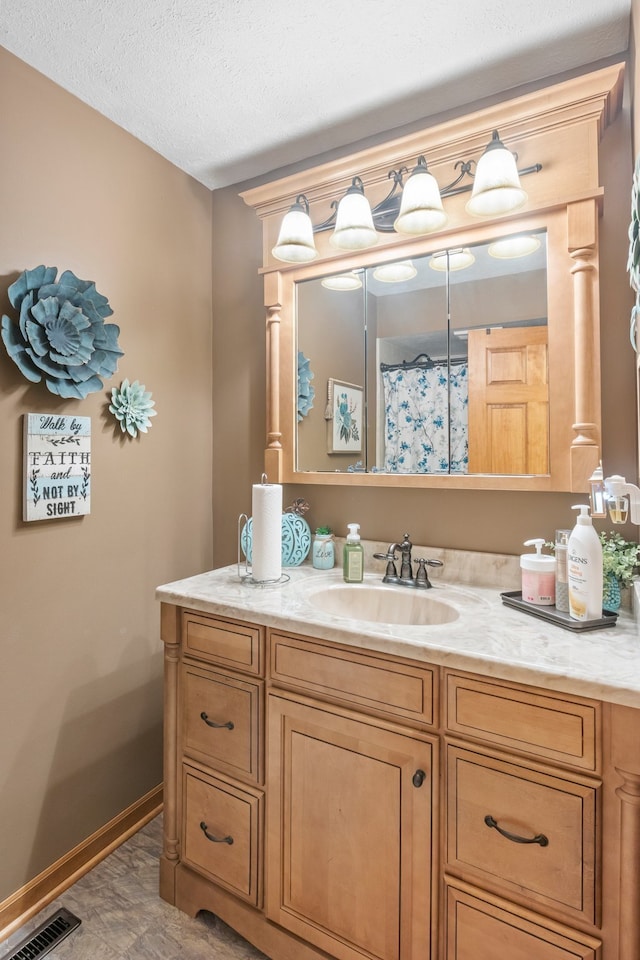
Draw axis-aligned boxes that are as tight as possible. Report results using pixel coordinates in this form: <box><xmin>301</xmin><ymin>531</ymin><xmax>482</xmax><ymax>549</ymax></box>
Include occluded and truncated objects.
<box><xmin>468</xmin><ymin>326</ymin><xmax>549</xmax><ymax>474</ymax></box>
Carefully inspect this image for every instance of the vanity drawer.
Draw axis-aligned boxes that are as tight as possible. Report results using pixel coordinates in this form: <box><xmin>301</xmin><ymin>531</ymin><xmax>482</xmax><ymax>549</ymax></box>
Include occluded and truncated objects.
<box><xmin>183</xmin><ymin>611</ymin><xmax>264</xmax><ymax>676</ymax></box>
<box><xmin>270</xmin><ymin>631</ymin><xmax>435</xmax><ymax>726</ymax></box>
<box><xmin>182</xmin><ymin>663</ymin><xmax>263</xmax><ymax>784</ymax></box>
<box><xmin>444</xmin><ymin>879</ymin><xmax>601</xmax><ymax>960</ymax></box>
<box><xmin>446</xmin><ymin>743</ymin><xmax>599</xmax><ymax>924</ymax></box>
<box><xmin>445</xmin><ymin>671</ymin><xmax>599</xmax><ymax>772</ymax></box>
<box><xmin>182</xmin><ymin>765</ymin><xmax>262</xmax><ymax>906</ymax></box>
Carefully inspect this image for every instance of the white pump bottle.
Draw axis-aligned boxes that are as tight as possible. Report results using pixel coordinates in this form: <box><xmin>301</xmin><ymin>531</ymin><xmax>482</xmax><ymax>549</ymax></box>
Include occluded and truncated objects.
<box><xmin>567</xmin><ymin>504</ymin><xmax>603</xmax><ymax>621</ymax></box>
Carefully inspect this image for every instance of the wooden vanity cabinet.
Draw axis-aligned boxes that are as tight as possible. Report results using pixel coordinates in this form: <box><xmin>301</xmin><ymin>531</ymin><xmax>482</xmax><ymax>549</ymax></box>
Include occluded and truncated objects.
<box><xmin>161</xmin><ymin>606</ymin><xmax>640</xmax><ymax>960</ymax></box>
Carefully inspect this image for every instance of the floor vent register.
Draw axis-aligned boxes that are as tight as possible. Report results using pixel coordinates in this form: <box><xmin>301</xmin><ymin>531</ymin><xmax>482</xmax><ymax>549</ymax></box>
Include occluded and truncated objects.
<box><xmin>1</xmin><ymin>908</ymin><xmax>81</xmax><ymax>960</ymax></box>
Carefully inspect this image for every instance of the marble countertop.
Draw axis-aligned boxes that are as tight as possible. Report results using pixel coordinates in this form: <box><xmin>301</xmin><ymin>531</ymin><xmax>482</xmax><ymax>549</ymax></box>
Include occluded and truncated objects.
<box><xmin>156</xmin><ymin>544</ymin><xmax>640</xmax><ymax>708</ymax></box>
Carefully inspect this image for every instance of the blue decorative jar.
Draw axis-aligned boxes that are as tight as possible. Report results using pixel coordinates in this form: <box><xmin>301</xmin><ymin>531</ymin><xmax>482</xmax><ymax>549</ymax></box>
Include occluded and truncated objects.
<box><xmin>312</xmin><ymin>531</ymin><xmax>335</xmax><ymax>570</ymax></box>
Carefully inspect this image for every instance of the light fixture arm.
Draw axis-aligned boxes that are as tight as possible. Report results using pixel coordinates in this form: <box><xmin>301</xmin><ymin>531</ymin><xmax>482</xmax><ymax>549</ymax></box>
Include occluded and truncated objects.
<box><xmin>291</xmin><ymin>194</ymin><xmax>310</xmax><ymax>214</ymax></box>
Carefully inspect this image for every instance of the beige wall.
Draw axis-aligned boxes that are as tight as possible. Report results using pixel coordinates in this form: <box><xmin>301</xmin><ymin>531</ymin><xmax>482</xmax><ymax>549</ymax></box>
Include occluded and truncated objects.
<box><xmin>0</xmin><ymin>48</ymin><xmax>213</xmax><ymax>901</ymax></box>
<box><xmin>212</xmin><ymin>60</ymin><xmax>637</xmax><ymax>565</ymax></box>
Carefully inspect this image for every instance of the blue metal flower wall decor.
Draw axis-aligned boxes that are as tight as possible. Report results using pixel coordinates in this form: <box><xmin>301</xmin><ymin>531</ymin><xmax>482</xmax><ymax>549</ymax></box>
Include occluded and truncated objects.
<box><xmin>1</xmin><ymin>265</ymin><xmax>123</xmax><ymax>399</ymax></box>
<box><xmin>109</xmin><ymin>378</ymin><xmax>157</xmax><ymax>437</ymax></box>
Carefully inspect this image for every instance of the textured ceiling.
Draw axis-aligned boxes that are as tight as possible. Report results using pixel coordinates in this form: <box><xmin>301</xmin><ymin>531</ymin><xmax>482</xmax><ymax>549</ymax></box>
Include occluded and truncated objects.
<box><xmin>0</xmin><ymin>0</ymin><xmax>632</xmax><ymax>190</ymax></box>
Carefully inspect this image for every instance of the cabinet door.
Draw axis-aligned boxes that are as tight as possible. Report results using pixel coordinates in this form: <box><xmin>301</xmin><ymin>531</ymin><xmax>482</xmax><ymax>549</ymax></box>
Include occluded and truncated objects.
<box><xmin>266</xmin><ymin>694</ymin><xmax>436</xmax><ymax>960</ymax></box>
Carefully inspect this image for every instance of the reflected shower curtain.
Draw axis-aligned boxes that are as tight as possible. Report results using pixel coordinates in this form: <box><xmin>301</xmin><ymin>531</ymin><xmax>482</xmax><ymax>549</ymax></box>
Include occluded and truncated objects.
<box><xmin>381</xmin><ymin>363</ymin><xmax>468</xmax><ymax>473</ymax></box>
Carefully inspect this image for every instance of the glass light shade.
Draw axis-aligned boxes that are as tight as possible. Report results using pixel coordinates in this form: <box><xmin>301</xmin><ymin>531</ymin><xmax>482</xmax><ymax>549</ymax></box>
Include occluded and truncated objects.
<box><xmin>394</xmin><ymin>159</ymin><xmax>447</xmax><ymax>235</ymax></box>
<box><xmin>488</xmin><ymin>235</ymin><xmax>541</xmax><ymax>259</ymax></box>
<box><xmin>372</xmin><ymin>260</ymin><xmax>417</xmax><ymax>283</ymax></box>
<box><xmin>329</xmin><ymin>181</ymin><xmax>377</xmax><ymax>251</ymax></box>
<box><xmin>429</xmin><ymin>248</ymin><xmax>475</xmax><ymax>272</ymax></box>
<box><xmin>466</xmin><ymin>131</ymin><xmax>527</xmax><ymax>217</ymax></box>
<box><xmin>321</xmin><ymin>272</ymin><xmax>363</xmax><ymax>291</ymax></box>
<box><xmin>272</xmin><ymin>206</ymin><xmax>318</xmax><ymax>263</ymax></box>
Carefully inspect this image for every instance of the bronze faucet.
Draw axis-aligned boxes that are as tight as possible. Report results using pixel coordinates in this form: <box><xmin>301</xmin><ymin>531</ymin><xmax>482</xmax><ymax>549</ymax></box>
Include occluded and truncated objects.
<box><xmin>374</xmin><ymin>533</ymin><xmax>443</xmax><ymax>589</ymax></box>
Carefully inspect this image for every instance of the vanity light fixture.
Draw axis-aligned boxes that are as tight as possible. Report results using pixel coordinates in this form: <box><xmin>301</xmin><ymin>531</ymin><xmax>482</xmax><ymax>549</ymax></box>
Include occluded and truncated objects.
<box><xmin>488</xmin><ymin>234</ymin><xmax>541</xmax><ymax>259</ymax></box>
<box><xmin>321</xmin><ymin>272</ymin><xmax>363</xmax><ymax>291</ymax></box>
<box><xmin>372</xmin><ymin>260</ymin><xmax>418</xmax><ymax>283</ymax></box>
<box><xmin>271</xmin><ymin>131</ymin><xmax>541</xmax><ymax>264</ymax></box>
<box><xmin>329</xmin><ymin>177</ymin><xmax>378</xmax><ymax>251</ymax></box>
<box><xmin>272</xmin><ymin>194</ymin><xmax>318</xmax><ymax>263</ymax></box>
<box><xmin>393</xmin><ymin>156</ymin><xmax>448</xmax><ymax>235</ymax></box>
<box><xmin>429</xmin><ymin>248</ymin><xmax>475</xmax><ymax>272</ymax></box>
<box><xmin>466</xmin><ymin>130</ymin><xmax>528</xmax><ymax>217</ymax></box>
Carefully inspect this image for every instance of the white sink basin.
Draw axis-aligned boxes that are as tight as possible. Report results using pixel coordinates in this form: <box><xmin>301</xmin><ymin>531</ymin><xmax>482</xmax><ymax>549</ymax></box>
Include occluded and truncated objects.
<box><xmin>306</xmin><ymin>583</ymin><xmax>459</xmax><ymax>626</ymax></box>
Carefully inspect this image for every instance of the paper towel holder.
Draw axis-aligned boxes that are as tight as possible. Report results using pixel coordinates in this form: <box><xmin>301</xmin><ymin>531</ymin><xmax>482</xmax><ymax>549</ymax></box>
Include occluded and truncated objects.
<box><xmin>237</xmin><ymin>512</ymin><xmax>290</xmax><ymax>586</ymax></box>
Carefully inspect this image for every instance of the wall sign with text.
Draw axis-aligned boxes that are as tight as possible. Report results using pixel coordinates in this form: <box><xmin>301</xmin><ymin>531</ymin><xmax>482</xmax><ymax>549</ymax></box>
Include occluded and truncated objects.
<box><xmin>23</xmin><ymin>414</ymin><xmax>91</xmax><ymax>521</ymax></box>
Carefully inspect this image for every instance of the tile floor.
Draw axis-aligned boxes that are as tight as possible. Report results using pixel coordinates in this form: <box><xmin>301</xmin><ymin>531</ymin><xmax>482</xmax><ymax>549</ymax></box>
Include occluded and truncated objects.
<box><xmin>1</xmin><ymin>816</ymin><xmax>267</xmax><ymax>960</ymax></box>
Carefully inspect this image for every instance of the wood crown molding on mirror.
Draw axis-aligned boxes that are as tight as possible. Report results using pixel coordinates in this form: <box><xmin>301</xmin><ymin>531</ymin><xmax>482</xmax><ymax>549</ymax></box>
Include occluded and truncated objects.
<box><xmin>241</xmin><ymin>63</ymin><xmax>624</xmax><ymax>492</ymax></box>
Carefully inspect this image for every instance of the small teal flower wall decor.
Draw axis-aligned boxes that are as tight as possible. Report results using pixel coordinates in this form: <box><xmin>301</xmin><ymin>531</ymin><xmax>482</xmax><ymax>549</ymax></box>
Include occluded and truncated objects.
<box><xmin>1</xmin><ymin>266</ymin><xmax>123</xmax><ymax>398</ymax></box>
<box><xmin>109</xmin><ymin>379</ymin><xmax>157</xmax><ymax>437</ymax></box>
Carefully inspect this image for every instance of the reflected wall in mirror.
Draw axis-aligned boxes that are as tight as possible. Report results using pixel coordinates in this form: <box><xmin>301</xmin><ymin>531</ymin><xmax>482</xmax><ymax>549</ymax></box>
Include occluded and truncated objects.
<box><xmin>296</xmin><ymin>231</ymin><xmax>548</xmax><ymax>476</ymax></box>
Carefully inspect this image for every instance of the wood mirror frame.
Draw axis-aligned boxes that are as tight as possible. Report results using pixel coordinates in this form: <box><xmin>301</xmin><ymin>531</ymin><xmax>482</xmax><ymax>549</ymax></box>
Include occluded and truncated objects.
<box><xmin>241</xmin><ymin>63</ymin><xmax>624</xmax><ymax>492</ymax></box>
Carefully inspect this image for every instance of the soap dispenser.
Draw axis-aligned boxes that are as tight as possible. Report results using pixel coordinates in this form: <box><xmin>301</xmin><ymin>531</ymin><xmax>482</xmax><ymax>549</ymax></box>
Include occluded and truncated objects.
<box><xmin>520</xmin><ymin>538</ymin><xmax>556</xmax><ymax>606</ymax></box>
<box><xmin>567</xmin><ymin>504</ymin><xmax>603</xmax><ymax>621</ymax></box>
<box><xmin>343</xmin><ymin>523</ymin><xmax>364</xmax><ymax>583</ymax></box>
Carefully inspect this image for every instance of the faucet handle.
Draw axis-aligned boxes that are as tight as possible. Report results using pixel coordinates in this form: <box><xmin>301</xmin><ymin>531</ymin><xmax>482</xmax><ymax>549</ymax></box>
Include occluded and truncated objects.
<box><xmin>373</xmin><ymin>548</ymin><xmax>398</xmax><ymax>579</ymax></box>
<box><xmin>414</xmin><ymin>557</ymin><xmax>443</xmax><ymax>588</ymax></box>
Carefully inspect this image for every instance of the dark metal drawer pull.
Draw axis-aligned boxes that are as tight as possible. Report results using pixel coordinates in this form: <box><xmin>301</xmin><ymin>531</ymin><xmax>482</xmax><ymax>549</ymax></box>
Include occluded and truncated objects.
<box><xmin>484</xmin><ymin>814</ymin><xmax>549</xmax><ymax>847</ymax></box>
<box><xmin>200</xmin><ymin>821</ymin><xmax>234</xmax><ymax>844</ymax></box>
<box><xmin>412</xmin><ymin>769</ymin><xmax>427</xmax><ymax>788</ymax></box>
<box><xmin>200</xmin><ymin>711</ymin><xmax>234</xmax><ymax>730</ymax></box>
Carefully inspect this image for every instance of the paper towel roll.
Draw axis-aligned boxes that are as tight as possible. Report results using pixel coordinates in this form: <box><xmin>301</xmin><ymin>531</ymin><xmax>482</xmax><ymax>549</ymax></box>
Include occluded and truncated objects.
<box><xmin>251</xmin><ymin>481</ymin><xmax>282</xmax><ymax>581</ymax></box>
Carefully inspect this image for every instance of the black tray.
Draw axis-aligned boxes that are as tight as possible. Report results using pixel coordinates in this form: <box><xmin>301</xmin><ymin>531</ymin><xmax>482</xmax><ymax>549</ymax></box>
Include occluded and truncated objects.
<box><xmin>500</xmin><ymin>591</ymin><xmax>618</xmax><ymax>631</ymax></box>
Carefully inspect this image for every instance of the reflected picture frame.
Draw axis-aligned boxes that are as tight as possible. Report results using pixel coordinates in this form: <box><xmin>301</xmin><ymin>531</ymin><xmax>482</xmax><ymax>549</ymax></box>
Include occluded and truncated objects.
<box><xmin>326</xmin><ymin>379</ymin><xmax>363</xmax><ymax>454</ymax></box>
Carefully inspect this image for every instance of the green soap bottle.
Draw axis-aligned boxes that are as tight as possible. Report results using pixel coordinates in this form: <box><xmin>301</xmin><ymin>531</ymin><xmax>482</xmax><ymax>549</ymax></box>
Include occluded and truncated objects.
<box><xmin>343</xmin><ymin>523</ymin><xmax>364</xmax><ymax>583</ymax></box>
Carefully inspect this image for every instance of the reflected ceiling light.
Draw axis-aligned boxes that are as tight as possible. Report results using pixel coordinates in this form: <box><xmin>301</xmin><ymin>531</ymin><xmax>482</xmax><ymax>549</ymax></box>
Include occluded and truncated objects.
<box><xmin>393</xmin><ymin>157</ymin><xmax>448</xmax><ymax>235</ymax></box>
<box><xmin>271</xmin><ymin>138</ymin><xmax>540</xmax><ymax>264</ymax></box>
<box><xmin>372</xmin><ymin>260</ymin><xmax>418</xmax><ymax>283</ymax></box>
<box><xmin>488</xmin><ymin>234</ymin><xmax>541</xmax><ymax>259</ymax></box>
<box><xmin>429</xmin><ymin>248</ymin><xmax>475</xmax><ymax>272</ymax></box>
<box><xmin>466</xmin><ymin>130</ymin><xmax>528</xmax><ymax>217</ymax></box>
<box><xmin>329</xmin><ymin>177</ymin><xmax>378</xmax><ymax>251</ymax></box>
<box><xmin>321</xmin><ymin>272</ymin><xmax>363</xmax><ymax>291</ymax></box>
<box><xmin>271</xmin><ymin>194</ymin><xmax>318</xmax><ymax>263</ymax></box>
